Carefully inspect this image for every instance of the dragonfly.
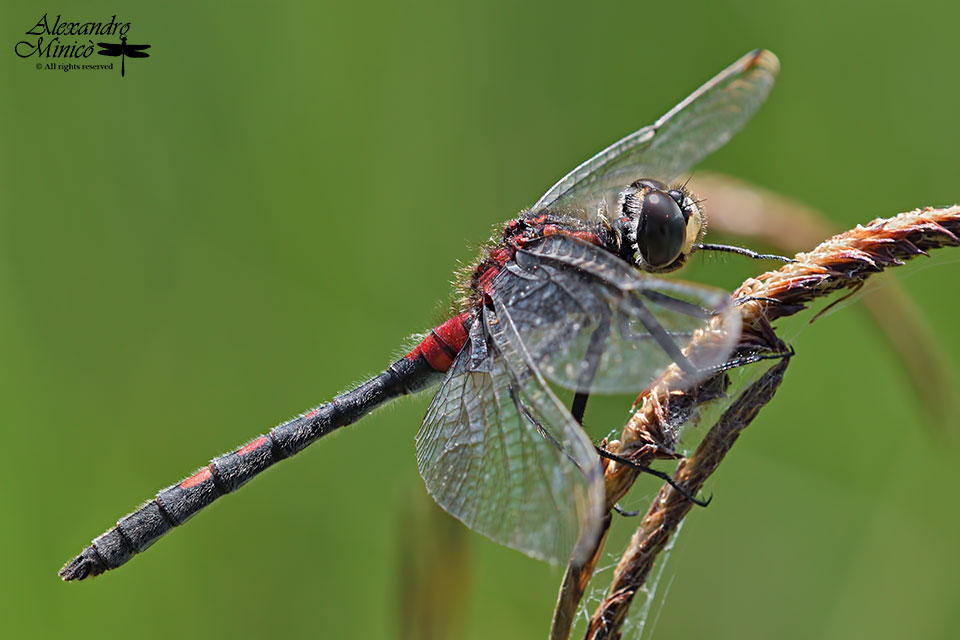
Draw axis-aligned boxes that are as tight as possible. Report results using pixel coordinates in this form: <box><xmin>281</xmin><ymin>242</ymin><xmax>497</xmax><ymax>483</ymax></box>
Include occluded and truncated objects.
<box><xmin>60</xmin><ymin>49</ymin><xmax>780</xmax><ymax>581</ymax></box>
<box><xmin>96</xmin><ymin>36</ymin><xmax>151</xmax><ymax>77</ymax></box>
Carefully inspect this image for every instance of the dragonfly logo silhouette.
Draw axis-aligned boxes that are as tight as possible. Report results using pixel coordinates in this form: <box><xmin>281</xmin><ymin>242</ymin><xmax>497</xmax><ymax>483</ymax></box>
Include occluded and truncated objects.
<box><xmin>96</xmin><ymin>36</ymin><xmax>150</xmax><ymax>77</ymax></box>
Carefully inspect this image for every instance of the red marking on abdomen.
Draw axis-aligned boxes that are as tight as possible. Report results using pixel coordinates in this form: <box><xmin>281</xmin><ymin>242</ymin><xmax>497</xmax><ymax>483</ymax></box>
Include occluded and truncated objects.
<box><xmin>180</xmin><ymin>468</ymin><xmax>212</xmax><ymax>489</ymax></box>
<box><xmin>237</xmin><ymin>436</ymin><xmax>268</xmax><ymax>456</ymax></box>
<box><xmin>304</xmin><ymin>408</ymin><xmax>320</xmax><ymax>420</ymax></box>
<box><xmin>406</xmin><ymin>312</ymin><xmax>471</xmax><ymax>372</ymax></box>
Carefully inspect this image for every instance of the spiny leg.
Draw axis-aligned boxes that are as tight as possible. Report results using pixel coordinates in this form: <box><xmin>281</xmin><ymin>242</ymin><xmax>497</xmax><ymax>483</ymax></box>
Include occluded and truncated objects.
<box><xmin>570</xmin><ymin>313</ymin><xmax>611</xmax><ymax>425</ymax></box>
<box><xmin>568</xmin><ymin>310</ymin><xmax>709</xmax><ymax>510</ymax></box>
<box><xmin>621</xmin><ymin>296</ymin><xmax>699</xmax><ymax>377</ymax></box>
<box><xmin>595</xmin><ymin>447</ymin><xmax>711</xmax><ymax>507</ymax></box>
<box><xmin>639</xmin><ymin>289</ymin><xmax>711</xmax><ymax>320</ymax></box>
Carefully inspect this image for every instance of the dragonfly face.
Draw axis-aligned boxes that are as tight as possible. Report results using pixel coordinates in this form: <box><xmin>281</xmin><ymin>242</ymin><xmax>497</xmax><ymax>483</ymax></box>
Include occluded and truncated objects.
<box><xmin>613</xmin><ymin>179</ymin><xmax>704</xmax><ymax>272</ymax></box>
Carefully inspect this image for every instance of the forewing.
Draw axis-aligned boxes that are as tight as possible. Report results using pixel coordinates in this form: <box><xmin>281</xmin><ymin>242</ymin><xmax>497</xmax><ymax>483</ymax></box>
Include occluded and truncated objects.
<box><xmin>532</xmin><ymin>49</ymin><xmax>778</xmax><ymax>217</ymax></box>
<box><xmin>416</xmin><ymin>309</ymin><xmax>604</xmax><ymax>564</ymax></box>
<box><xmin>493</xmin><ymin>234</ymin><xmax>741</xmax><ymax>394</ymax></box>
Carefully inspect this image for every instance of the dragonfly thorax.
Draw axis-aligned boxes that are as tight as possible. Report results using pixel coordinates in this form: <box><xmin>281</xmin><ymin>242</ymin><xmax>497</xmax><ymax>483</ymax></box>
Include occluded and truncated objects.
<box><xmin>614</xmin><ymin>179</ymin><xmax>704</xmax><ymax>273</ymax></box>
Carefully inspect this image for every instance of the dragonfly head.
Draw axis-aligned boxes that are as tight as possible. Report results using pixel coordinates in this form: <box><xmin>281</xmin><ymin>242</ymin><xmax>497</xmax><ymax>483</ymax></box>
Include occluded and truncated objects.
<box><xmin>615</xmin><ymin>179</ymin><xmax>704</xmax><ymax>273</ymax></box>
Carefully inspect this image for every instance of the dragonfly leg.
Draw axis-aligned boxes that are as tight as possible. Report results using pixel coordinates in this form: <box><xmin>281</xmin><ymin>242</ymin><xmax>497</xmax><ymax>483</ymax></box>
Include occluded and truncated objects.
<box><xmin>612</xmin><ymin>503</ymin><xmax>644</xmax><ymax>517</ymax></box>
<box><xmin>708</xmin><ymin>343</ymin><xmax>795</xmax><ymax>375</ymax></box>
<box><xmin>639</xmin><ymin>289</ymin><xmax>711</xmax><ymax>320</ymax></box>
<box><xmin>622</xmin><ymin>296</ymin><xmax>699</xmax><ymax>377</ymax></box>
<box><xmin>570</xmin><ymin>314</ymin><xmax>612</xmax><ymax>425</ymax></box>
<box><xmin>594</xmin><ymin>446</ymin><xmax>711</xmax><ymax>507</ymax></box>
<box><xmin>570</xmin><ymin>391</ymin><xmax>590</xmax><ymax>426</ymax></box>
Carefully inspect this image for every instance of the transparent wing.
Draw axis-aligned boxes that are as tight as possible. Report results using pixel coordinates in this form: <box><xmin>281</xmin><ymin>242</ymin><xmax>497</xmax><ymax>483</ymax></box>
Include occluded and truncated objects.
<box><xmin>415</xmin><ymin>306</ymin><xmax>605</xmax><ymax>565</ymax></box>
<box><xmin>532</xmin><ymin>49</ymin><xmax>779</xmax><ymax>217</ymax></box>
<box><xmin>493</xmin><ymin>234</ymin><xmax>741</xmax><ymax>394</ymax></box>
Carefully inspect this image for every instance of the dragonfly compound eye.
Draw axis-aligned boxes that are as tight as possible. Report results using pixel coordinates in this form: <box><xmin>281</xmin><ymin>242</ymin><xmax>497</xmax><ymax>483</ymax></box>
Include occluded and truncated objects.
<box><xmin>635</xmin><ymin>189</ymin><xmax>686</xmax><ymax>269</ymax></box>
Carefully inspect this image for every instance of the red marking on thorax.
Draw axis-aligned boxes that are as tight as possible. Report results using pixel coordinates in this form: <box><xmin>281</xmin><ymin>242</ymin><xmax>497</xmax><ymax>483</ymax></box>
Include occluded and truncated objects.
<box><xmin>476</xmin><ymin>266</ymin><xmax>500</xmax><ymax>295</ymax></box>
<box><xmin>568</xmin><ymin>230</ymin><xmax>601</xmax><ymax>245</ymax></box>
<box><xmin>470</xmin><ymin>215</ymin><xmax>605</xmax><ymax>300</ymax></box>
<box><xmin>237</xmin><ymin>436</ymin><xmax>268</xmax><ymax>456</ymax></box>
<box><xmin>473</xmin><ymin>247</ymin><xmax>513</xmax><ymax>295</ymax></box>
<box><xmin>541</xmin><ymin>225</ymin><xmax>601</xmax><ymax>245</ymax></box>
<box><xmin>489</xmin><ymin>247</ymin><xmax>511</xmax><ymax>263</ymax></box>
<box><xmin>180</xmin><ymin>468</ymin><xmax>211</xmax><ymax>489</ymax></box>
<box><xmin>405</xmin><ymin>312</ymin><xmax>471</xmax><ymax>372</ymax></box>
<box><xmin>423</xmin><ymin>215</ymin><xmax>605</xmax><ymax>364</ymax></box>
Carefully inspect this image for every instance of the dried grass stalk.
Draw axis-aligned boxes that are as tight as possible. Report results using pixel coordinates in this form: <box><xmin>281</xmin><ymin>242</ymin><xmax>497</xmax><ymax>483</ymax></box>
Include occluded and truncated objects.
<box><xmin>586</xmin><ymin>358</ymin><xmax>789</xmax><ymax>639</ymax></box>
<box><xmin>695</xmin><ymin>173</ymin><xmax>959</xmax><ymax>429</ymax></box>
<box><xmin>550</xmin><ymin>205</ymin><xmax>960</xmax><ymax>640</ymax></box>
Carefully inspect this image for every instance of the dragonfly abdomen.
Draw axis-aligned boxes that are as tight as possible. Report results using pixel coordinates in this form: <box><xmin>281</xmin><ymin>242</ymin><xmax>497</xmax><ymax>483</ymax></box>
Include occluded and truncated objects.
<box><xmin>59</xmin><ymin>314</ymin><xmax>471</xmax><ymax>581</ymax></box>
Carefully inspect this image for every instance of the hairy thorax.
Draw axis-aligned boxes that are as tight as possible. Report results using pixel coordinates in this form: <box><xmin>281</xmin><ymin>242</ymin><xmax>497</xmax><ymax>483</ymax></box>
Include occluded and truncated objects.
<box><xmin>453</xmin><ymin>211</ymin><xmax>616</xmax><ymax>312</ymax></box>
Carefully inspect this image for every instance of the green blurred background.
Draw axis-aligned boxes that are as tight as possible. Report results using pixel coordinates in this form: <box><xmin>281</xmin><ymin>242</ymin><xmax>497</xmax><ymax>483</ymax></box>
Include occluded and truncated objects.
<box><xmin>3</xmin><ymin>1</ymin><xmax>959</xmax><ymax>638</ymax></box>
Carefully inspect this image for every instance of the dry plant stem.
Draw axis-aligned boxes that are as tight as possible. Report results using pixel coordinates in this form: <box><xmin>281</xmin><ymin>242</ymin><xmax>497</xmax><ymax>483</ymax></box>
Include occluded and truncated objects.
<box><xmin>696</xmin><ymin>174</ymin><xmax>958</xmax><ymax>429</ymax></box>
<box><xmin>548</xmin><ymin>205</ymin><xmax>960</xmax><ymax>639</ymax></box>
<box><xmin>734</xmin><ymin>205</ymin><xmax>960</xmax><ymax>325</ymax></box>
<box><xmin>586</xmin><ymin>358</ymin><xmax>789</xmax><ymax>639</ymax></box>
<box><xmin>551</xmin><ymin>513</ymin><xmax>612</xmax><ymax>638</ymax></box>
